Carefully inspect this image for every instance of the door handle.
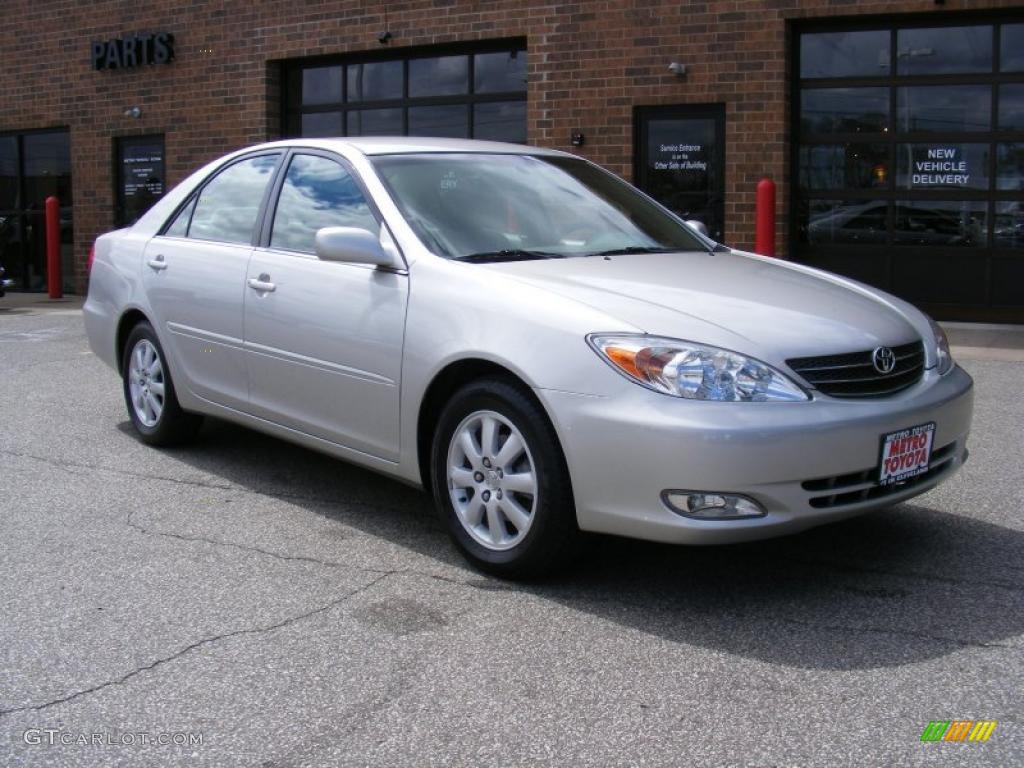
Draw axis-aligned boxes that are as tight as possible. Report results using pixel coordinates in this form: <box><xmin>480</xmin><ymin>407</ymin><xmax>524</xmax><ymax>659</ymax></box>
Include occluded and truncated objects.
<box><xmin>247</xmin><ymin>274</ymin><xmax>276</xmax><ymax>293</ymax></box>
<box><xmin>147</xmin><ymin>254</ymin><xmax>167</xmax><ymax>271</ymax></box>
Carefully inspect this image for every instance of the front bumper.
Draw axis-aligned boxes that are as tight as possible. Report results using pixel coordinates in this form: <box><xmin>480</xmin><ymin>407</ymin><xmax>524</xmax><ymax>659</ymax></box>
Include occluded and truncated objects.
<box><xmin>537</xmin><ymin>365</ymin><xmax>974</xmax><ymax>545</ymax></box>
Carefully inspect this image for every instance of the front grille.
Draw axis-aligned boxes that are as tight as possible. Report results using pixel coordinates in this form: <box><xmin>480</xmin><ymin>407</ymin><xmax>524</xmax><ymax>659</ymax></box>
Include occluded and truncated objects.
<box><xmin>786</xmin><ymin>340</ymin><xmax>925</xmax><ymax>398</ymax></box>
<box><xmin>802</xmin><ymin>441</ymin><xmax>958</xmax><ymax>509</ymax></box>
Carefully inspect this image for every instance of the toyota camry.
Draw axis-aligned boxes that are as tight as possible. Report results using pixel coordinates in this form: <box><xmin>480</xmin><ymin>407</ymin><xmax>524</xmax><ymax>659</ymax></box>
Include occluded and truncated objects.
<box><xmin>84</xmin><ymin>138</ymin><xmax>974</xmax><ymax>577</ymax></box>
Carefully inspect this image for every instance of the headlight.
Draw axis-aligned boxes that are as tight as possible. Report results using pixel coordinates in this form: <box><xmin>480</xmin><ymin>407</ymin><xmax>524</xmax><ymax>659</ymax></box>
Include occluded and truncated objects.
<box><xmin>929</xmin><ymin>317</ymin><xmax>954</xmax><ymax>375</ymax></box>
<box><xmin>587</xmin><ymin>334</ymin><xmax>809</xmax><ymax>402</ymax></box>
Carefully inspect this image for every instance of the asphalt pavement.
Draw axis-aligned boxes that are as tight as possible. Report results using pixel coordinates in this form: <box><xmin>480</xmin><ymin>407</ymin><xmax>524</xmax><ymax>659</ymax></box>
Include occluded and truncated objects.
<box><xmin>0</xmin><ymin>301</ymin><xmax>1021</xmax><ymax>767</ymax></box>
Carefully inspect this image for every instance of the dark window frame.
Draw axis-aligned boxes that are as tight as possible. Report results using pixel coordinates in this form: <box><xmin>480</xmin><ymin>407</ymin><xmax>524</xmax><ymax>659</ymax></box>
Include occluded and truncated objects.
<box><xmin>791</xmin><ymin>11</ymin><xmax>1024</xmax><ymax>320</ymax></box>
<box><xmin>281</xmin><ymin>39</ymin><xmax>527</xmax><ymax>141</ymax></box>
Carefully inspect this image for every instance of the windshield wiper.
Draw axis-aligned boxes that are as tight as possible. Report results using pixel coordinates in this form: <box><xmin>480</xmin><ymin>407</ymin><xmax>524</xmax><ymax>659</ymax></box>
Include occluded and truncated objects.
<box><xmin>453</xmin><ymin>249</ymin><xmax>566</xmax><ymax>263</ymax></box>
<box><xmin>586</xmin><ymin>246</ymin><xmax>679</xmax><ymax>257</ymax></box>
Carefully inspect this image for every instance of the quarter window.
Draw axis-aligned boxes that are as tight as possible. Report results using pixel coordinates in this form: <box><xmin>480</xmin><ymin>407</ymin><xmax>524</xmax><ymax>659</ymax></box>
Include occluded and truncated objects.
<box><xmin>188</xmin><ymin>154</ymin><xmax>280</xmax><ymax>245</ymax></box>
<box><xmin>270</xmin><ymin>154</ymin><xmax>378</xmax><ymax>254</ymax></box>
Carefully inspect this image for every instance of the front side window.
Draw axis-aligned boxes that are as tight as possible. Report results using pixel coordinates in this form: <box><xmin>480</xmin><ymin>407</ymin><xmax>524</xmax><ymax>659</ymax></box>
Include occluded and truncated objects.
<box><xmin>270</xmin><ymin>154</ymin><xmax>378</xmax><ymax>253</ymax></box>
<box><xmin>371</xmin><ymin>153</ymin><xmax>707</xmax><ymax>260</ymax></box>
<box><xmin>188</xmin><ymin>154</ymin><xmax>281</xmax><ymax>245</ymax></box>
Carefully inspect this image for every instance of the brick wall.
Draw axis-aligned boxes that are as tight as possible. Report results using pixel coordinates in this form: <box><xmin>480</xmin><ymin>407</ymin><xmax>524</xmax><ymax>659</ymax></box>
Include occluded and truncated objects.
<box><xmin>1</xmin><ymin>0</ymin><xmax>1019</xmax><ymax>292</ymax></box>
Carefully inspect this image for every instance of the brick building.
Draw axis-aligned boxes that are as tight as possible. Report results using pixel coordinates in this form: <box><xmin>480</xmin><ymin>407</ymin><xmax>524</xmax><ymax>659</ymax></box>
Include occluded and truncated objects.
<box><xmin>1</xmin><ymin>0</ymin><xmax>1022</xmax><ymax>321</ymax></box>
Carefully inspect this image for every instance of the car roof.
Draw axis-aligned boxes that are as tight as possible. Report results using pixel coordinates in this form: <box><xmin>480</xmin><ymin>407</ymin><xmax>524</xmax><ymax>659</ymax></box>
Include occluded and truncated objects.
<box><xmin>251</xmin><ymin>136</ymin><xmax>571</xmax><ymax>157</ymax></box>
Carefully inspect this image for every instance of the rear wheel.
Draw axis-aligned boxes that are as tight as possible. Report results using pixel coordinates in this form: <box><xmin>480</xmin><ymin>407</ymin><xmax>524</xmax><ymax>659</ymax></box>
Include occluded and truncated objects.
<box><xmin>122</xmin><ymin>322</ymin><xmax>202</xmax><ymax>446</ymax></box>
<box><xmin>431</xmin><ymin>377</ymin><xmax>579</xmax><ymax>579</ymax></box>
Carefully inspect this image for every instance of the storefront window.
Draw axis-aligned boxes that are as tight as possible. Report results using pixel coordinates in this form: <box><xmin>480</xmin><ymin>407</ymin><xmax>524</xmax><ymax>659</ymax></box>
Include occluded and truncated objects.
<box><xmin>800</xmin><ymin>30</ymin><xmax>890</xmax><ymax>78</ymax></box>
<box><xmin>897</xmin><ymin>85</ymin><xmax>991</xmax><ymax>133</ymax></box>
<box><xmin>999</xmin><ymin>84</ymin><xmax>1024</xmax><ymax>131</ymax></box>
<box><xmin>796</xmin><ymin>19</ymin><xmax>1024</xmax><ymax>319</ymax></box>
<box><xmin>800</xmin><ymin>199</ymin><xmax>887</xmax><ymax>245</ymax></box>
<box><xmin>994</xmin><ymin>201</ymin><xmax>1024</xmax><ymax>247</ymax></box>
<box><xmin>347</xmin><ymin>61</ymin><xmax>402</xmax><ymax>101</ymax></box>
<box><xmin>302</xmin><ymin>66</ymin><xmax>342</xmax><ymax>105</ymax></box>
<box><xmin>286</xmin><ymin>43</ymin><xmax>526</xmax><ymax>142</ymax></box>
<box><xmin>895</xmin><ymin>143</ymin><xmax>990</xmax><ymax>191</ymax></box>
<box><xmin>997</xmin><ymin>144</ymin><xmax>1024</xmax><ymax>191</ymax></box>
<box><xmin>1000</xmin><ymin>24</ymin><xmax>1024</xmax><ymax>71</ymax></box>
<box><xmin>893</xmin><ymin>201</ymin><xmax>988</xmax><ymax>247</ymax></box>
<box><xmin>801</xmin><ymin>88</ymin><xmax>888</xmax><ymax>134</ymax></box>
<box><xmin>799</xmin><ymin>144</ymin><xmax>889</xmax><ymax>190</ymax></box>
<box><xmin>0</xmin><ymin>129</ymin><xmax>72</xmax><ymax>292</ymax></box>
<box><xmin>896</xmin><ymin>26</ymin><xmax>993</xmax><ymax>75</ymax></box>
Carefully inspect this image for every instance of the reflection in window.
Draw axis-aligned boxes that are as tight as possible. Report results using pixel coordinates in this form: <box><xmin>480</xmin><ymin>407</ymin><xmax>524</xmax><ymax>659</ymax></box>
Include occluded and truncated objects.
<box><xmin>409</xmin><ymin>55</ymin><xmax>468</xmax><ymax>97</ymax></box>
<box><xmin>999</xmin><ymin>84</ymin><xmax>1024</xmax><ymax>131</ymax></box>
<box><xmin>800</xmin><ymin>30</ymin><xmax>890</xmax><ymax>78</ymax></box>
<box><xmin>347</xmin><ymin>61</ymin><xmax>403</xmax><ymax>102</ymax></box>
<box><xmin>997</xmin><ymin>144</ymin><xmax>1024</xmax><ymax>191</ymax></box>
<box><xmin>408</xmin><ymin>105</ymin><xmax>468</xmax><ymax>138</ymax></box>
<box><xmin>798</xmin><ymin>144</ymin><xmax>889</xmax><ymax>190</ymax></box>
<box><xmin>896</xmin><ymin>26</ymin><xmax>993</xmax><ymax>75</ymax></box>
<box><xmin>800</xmin><ymin>200</ymin><xmax>887</xmax><ymax>245</ymax></box>
<box><xmin>893</xmin><ymin>201</ymin><xmax>987</xmax><ymax>247</ymax></box>
<box><xmin>347</xmin><ymin>108</ymin><xmax>403</xmax><ymax>136</ymax></box>
<box><xmin>473</xmin><ymin>101</ymin><xmax>527</xmax><ymax>143</ymax></box>
<box><xmin>302</xmin><ymin>67</ymin><xmax>342</xmax><ymax>105</ymax></box>
<box><xmin>0</xmin><ymin>135</ymin><xmax>17</xmax><ymax>209</ymax></box>
<box><xmin>189</xmin><ymin>155</ymin><xmax>280</xmax><ymax>245</ymax></box>
<box><xmin>1001</xmin><ymin>24</ymin><xmax>1024</xmax><ymax>71</ymax></box>
<box><xmin>898</xmin><ymin>85</ymin><xmax>991</xmax><ymax>132</ymax></box>
<box><xmin>895</xmin><ymin>144</ymin><xmax>990</xmax><ymax>190</ymax></box>
<box><xmin>994</xmin><ymin>201</ymin><xmax>1024</xmax><ymax>248</ymax></box>
<box><xmin>801</xmin><ymin>88</ymin><xmax>888</xmax><ymax>134</ymax></box>
<box><xmin>474</xmin><ymin>51</ymin><xmax>526</xmax><ymax>93</ymax></box>
<box><xmin>270</xmin><ymin>154</ymin><xmax>378</xmax><ymax>253</ymax></box>
<box><xmin>23</xmin><ymin>132</ymin><xmax>73</xmax><ymax>206</ymax></box>
<box><xmin>164</xmin><ymin>197</ymin><xmax>194</xmax><ymax>238</ymax></box>
<box><xmin>301</xmin><ymin>112</ymin><xmax>343</xmax><ymax>138</ymax></box>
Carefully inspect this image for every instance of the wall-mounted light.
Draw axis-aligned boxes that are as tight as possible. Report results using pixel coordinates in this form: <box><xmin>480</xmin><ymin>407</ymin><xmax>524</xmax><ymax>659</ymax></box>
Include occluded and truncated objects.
<box><xmin>123</xmin><ymin>106</ymin><xmax>142</xmax><ymax>119</ymax></box>
<box><xmin>378</xmin><ymin>30</ymin><xmax>392</xmax><ymax>44</ymax></box>
<box><xmin>668</xmin><ymin>62</ymin><xmax>687</xmax><ymax>76</ymax></box>
<box><xmin>571</xmin><ymin>131</ymin><xmax>585</xmax><ymax>147</ymax></box>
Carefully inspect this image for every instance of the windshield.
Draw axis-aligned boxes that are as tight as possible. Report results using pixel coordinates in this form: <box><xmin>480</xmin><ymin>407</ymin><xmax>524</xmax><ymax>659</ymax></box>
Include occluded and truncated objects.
<box><xmin>370</xmin><ymin>153</ymin><xmax>710</xmax><ymax>260</ymax></box>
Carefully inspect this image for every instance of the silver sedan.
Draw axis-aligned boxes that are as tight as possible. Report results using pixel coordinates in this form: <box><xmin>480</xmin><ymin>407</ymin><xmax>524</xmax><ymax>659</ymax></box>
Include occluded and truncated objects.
<box><xmin>84</xmin><ymin>138</ymin><xmax>973</xmax><ymax>577</ymax></box>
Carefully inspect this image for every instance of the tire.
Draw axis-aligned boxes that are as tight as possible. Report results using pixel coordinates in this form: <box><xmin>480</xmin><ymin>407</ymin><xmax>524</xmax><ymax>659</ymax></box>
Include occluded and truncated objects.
<box><xmin>431</xmin><ymin>377</ymin><xmax>580</xmax><ymax>579</ymax></box>
<box><xmin>121</xmin><ymin>321</ymin><xmax>203</xmax><ymax>446</ymax></box>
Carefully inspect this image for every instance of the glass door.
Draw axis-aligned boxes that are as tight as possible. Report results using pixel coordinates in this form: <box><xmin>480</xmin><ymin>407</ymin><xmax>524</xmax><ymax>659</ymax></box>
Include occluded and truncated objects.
<box><xmin>0</xmin><ymin>129</ymin><xmax>72</xmax><ymax>292</ymax></box>
<box><xmin>634</xmin><ymin>104</ymin><xmax>726</xmax><ymax>241</ymax></box>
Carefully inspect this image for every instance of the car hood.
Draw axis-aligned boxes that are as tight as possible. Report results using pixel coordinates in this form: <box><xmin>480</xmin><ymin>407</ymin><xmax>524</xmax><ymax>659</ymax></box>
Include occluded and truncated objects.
<box><xmin>479</xmin><ymin>249</ymin><xmax>923</xmax><ymax>363</ymax></box>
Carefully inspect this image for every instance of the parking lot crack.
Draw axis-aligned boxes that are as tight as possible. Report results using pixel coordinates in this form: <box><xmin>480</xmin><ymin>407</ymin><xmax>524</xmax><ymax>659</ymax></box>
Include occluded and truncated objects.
<box><xmin>0</xmin><ymin>572</ymin><xmax>391</xmax><ymax>718</ymax></box>
<box><xmin>126</xmin><ymin>508</ymin><xmax>350</xmax><ymax>570</ymax></box>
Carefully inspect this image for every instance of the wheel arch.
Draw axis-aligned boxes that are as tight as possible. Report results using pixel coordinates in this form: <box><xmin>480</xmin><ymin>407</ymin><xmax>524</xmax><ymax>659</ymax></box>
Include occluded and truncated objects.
<box><xmin>115</xmin><ymin>308</ymin><xmax>151</xmax><ymax>375</ymax></box>
<box><xmin>416</xmin><ymin>358</ymin><xmax>556</xmax><ymax>491</ymax></box>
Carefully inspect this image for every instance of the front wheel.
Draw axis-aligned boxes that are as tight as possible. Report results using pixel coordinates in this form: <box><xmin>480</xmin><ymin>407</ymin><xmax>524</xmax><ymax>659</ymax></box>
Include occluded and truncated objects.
<box><xmin>122</xmin><ymin>322</ymin><xmax>202</xmax><ymax>446</ymax></box>
<box><xmin>431</xmin><ymin>378</ymin><xmax>579</xmax><ymax>579</ymax></box>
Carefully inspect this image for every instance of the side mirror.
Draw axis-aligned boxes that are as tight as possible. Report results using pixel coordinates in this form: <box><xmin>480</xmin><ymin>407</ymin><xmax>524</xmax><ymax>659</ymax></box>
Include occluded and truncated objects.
<box><xmin>314</xmin><ymin>226</ymin><xmax>396</xmax><ymax>267</ymax></box>
<box><xmin>684</xmin><ymin>220</ymin><xmax>709</xmax><ymax>237</ymax></box>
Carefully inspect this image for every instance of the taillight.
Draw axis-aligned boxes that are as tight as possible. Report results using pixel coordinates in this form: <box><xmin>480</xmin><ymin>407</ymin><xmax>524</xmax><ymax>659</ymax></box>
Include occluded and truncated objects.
<box><xmin>87</xmin><ymin>243</ymin><xmax>96</xmax><ymax>273</ymax></box>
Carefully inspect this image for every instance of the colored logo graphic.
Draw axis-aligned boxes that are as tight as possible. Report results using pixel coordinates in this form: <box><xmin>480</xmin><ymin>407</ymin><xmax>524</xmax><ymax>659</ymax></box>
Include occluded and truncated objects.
<box><xmin>921</xmin><ymin>721</ymin><xmax>997</xmax><ymax>742</ymax></box>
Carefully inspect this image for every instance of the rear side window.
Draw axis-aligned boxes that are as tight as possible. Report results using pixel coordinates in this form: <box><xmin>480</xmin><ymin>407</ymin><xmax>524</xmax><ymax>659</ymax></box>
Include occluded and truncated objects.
<box><xmin>188</xmin><ymin>154</ymin><xmax>281</xmax><ymax>245</ymax></box>
<box><xmin>270</xmin><ymin>154</ymin><xmax>378</xmax><ymax>254</ymax></box>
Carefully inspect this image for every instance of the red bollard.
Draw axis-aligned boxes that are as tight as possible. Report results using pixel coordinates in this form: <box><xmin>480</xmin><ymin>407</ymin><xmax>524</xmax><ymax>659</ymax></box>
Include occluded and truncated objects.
<box><xmin>45</xmin><ymin>195</ymin><xmax>62</xmax><ymax>298</ymax></box>
<box><xmin>754</xmin><ymin>178</ymin><xmax>776</xmax><ymax>257</ymax></box>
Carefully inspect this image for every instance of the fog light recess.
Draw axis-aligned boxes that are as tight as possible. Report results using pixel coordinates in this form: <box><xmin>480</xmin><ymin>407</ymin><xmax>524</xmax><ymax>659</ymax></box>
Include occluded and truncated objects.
<box><xmin>662</xmin><ymin>490</ymin><xmax>766</xmax><ymax>520</ymax></box>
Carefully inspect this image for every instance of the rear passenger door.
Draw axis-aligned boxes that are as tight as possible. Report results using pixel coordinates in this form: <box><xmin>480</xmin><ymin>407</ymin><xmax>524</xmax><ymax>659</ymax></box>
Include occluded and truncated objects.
<box><xmin>142</xmin><ymin>152</ymin><xmax>282</xmax><ymax>410</ymax></box>
<box><xmin>243</xmin><ymin>151</ymin><xmax>408</xmax><ymax>460</ymax></box>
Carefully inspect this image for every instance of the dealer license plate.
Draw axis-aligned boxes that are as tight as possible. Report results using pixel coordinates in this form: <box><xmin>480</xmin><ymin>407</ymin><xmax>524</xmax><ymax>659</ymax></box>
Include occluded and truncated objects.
<box><xmin>878</xmin><ymin>422</ymin><xmax>935</xmax><ymax>486</ymax></box>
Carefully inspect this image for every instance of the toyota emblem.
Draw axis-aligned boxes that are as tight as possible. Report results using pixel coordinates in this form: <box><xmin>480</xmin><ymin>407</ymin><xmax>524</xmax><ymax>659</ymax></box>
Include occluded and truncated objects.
<box><xmin>872</xmin><ymin>346</ymin><xmax>896</xmax><ymax>374</ymax></box>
